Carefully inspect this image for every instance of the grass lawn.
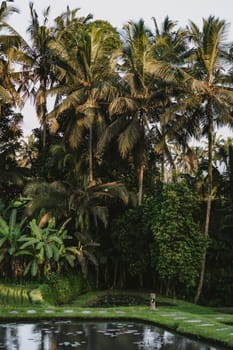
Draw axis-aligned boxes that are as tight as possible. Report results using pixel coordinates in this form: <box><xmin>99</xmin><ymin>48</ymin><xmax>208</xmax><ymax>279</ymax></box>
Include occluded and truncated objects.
<box><xmin>0</xmin><ymin>289</ymin><xmax>233</xmax><ymax>349</ymax></box>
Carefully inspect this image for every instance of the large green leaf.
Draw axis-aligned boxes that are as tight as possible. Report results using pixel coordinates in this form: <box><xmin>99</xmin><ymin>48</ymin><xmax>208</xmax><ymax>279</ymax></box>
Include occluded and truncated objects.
<box><xmin>52</xmin><ymin>245</ymin><xmax>60</xmax><ymax>262</ymax></box>
<box><xmin>29</xmin><ymin>219</ymin><xmax>42</xmax><ymax>238</ymax></box>
<box><xmin>23</xmin><ymin>261</ymin><xmax>32</xmax><ymax>276</ymax></box>
<box><xmin>31</xmin><ymin>260</ymin><xmax>38</xmax><ymax>277</ymax></box>
<box><xmin>0</xmin><ymin>237</ymin><xmax>6</xmax><ymax>248</ymax></box>
<box><xmin>0</xmin><ymin>217</ymin><xmax>9</xmax><ymax>236</ymax></box>
<box><xmin>36</xmin><ymin>242</ymin><xmax>44</xmax><ymax>249</ymax></box>
<box><xmin>51</xmin><ymin>236</ymin><xmax>63</xmax><ymax>245</ymax></box>
<box><xmin>15</xmin><ymin>250</ymin><xmax>33</xmax><ymax>256</ymax></box>
<box><xmin>20</xmin><ymin>238</ymin><xmax>38</xmax><ymax>250</ymax></box>
<box><xmin>9</xmin><ymin>208</ymin><xmax>17</xmax><ymax>235</ymax></box>
<box><xmin>45</xmin><ymin>244</ymin><xmax>53</xmax><ymax>259</ymax></box>
<box><xmin>8</xmin><ymin>247</ymin><xmax>16</xmax><ymax>256</ymax></box>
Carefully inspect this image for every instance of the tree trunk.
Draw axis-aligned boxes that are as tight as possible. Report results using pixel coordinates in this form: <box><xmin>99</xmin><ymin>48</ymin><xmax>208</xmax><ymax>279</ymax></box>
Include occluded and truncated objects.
<box><xmin>138</xmin><ymin>163</ymin><xmax>144</xmax><ymax>206</ymax></box>
<box><xmin>112</xmin><ymin>260</ymin><xmax>118</xmax><ymax>289</ymax></box>
<box><xmin>194</xmin><ymin>110</ymin><xmax>213</xmax><ymax>304</ymax></box>
<box><xmin>138</xmin><ymin>123</ymin><xmax>145</xmax><ymax>206</ymax></box>
<box><xmin>161</xmin><ymin>150</ymin><xmax>165</xmax><ymax>182</ymax></box>
<box><xmin>165</xmin><ymin>279</ymin><xmax>170</xmax><ymax>296</ymax></box>
<box><xmin>40</xmin><ymin>83</ymin><xmax>47</xmax><ymax>149</ymax></box>
<box><xmin>104</xmin><ymin>262</ymin><xmax>109</xmax><ymax>286</ymax></box>
<box><xmin>89</xmin><ymin>125</ymin><xmax>94</xmax><ymax>185</ymax></box>
<box><xmin>41</xmin><ymin>124</ymin><xmax>46</xmax><ymax>149</ymax></box>
<box><xmin>95</xmin><ymin>265</ymin><xmax>99</xmax><ymax>289</ymax></box>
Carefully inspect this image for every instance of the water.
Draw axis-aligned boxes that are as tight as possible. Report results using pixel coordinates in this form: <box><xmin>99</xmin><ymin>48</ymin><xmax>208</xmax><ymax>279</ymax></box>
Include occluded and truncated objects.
<box><xmin>0</xmin><ymin>320</ymin><xmax>227</xmax><ymax>349</ymax></box>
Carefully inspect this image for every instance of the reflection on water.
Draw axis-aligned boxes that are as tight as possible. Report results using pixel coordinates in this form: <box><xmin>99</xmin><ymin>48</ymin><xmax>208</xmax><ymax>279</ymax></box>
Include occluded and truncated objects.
<box><xmin>0</xmin><ymin>321</ymin><xmax>227</xmax><ymax>350</ymax></box>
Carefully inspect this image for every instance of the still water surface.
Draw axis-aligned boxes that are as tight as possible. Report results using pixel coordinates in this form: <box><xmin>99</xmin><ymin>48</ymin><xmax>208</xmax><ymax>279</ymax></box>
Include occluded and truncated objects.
<box><xmin>0</xmin><ymin>320</ymin><xmax>227</xmax><ymax>349</ymax></box>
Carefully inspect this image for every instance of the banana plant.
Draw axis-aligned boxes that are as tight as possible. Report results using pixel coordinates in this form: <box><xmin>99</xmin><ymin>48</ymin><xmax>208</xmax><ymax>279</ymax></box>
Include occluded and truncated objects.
<box><xmin>18</xmin><ymin>217</ymin><xmax>72</xmax><ymax>278</ymax></box>
<box><xmin>0</xmin><ymin>207</ymin><xmax>26</xmax><ymax>278</ymax></box>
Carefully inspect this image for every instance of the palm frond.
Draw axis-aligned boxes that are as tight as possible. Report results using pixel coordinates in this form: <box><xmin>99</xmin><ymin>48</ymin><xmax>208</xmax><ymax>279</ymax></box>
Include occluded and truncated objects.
<box><xmin>109</xmin><ymin>96</ymin><xmax>137</xmax><ymax>116</ymax></box>
<box><xmin>97</xmin><ymin>117</ymin><xmax>128</xmax><ymax>153</ymax></box>
<box><xmin>118</xmin><ymin>118</ymin><xmax>141</xmax><ymax>157</ymax></box>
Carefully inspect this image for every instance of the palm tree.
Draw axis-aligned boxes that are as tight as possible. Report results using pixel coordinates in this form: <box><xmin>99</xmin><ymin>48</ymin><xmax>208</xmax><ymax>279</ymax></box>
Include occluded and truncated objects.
<box><xmin>46</xmin><ymin>15</ymin><xmax>120</xmax><ymax>185</ymax></box>
<box><xmin>19</xmin><ymin>2</ymin><xmax>56</xmax><ymax>148</ymax></box>
<box><xmin>187</xmin><ymin>17</ymin><xmax>233</xmax><ymax>303</ymax></box>
<box><xmin>151</xmin><ymin>17</ymin><xmax>194</xmax><ymax>181</ymax></box>
<box><xmin>99</xmin><ymin>19</ymin><xmax>157</xmax><ymax>205</ymax></box>
<box><xmin>0</xmin><ymin>1</ymin><xmax>22</xmax><ymax>109</ymax></box>
<box><xmin>152</xmin><ymin>16</ymin><xmax>189</xmax><ymax>64</ymax></box>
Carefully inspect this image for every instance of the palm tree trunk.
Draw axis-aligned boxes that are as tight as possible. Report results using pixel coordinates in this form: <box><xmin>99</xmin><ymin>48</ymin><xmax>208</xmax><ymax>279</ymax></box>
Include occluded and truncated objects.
<box><xmin>41</xmin><ymin>83</ymin><xmax>47</xmax><ymax>149</ymax></box>
<box><xmin>112</xmin><ymin>260</ymin><xmax>118</xmax><ymax>288</ymax></box>
<box><xmin>41</xmin><ymin>123</ymin><xmax>46</xmax><ymax>149</ymax></box>
<box><xmin>138</xmin><ymin>163</ymin><xmax>144</xmax><ymax>206</ymax></box>
<box><xmin>228</xmin><ymin>145</ymin><xmax>233</xmax><ymax>203</ymax></box>
<box><xmin>89</xmin><ymin>125</ymin><xmax>94</xmax><ymax>185</ymax></box>
<box><xmin>194</xmin><ymin>110</ymin><xmax>213</xmax><ymax>304</ymax></box>
<box><xmin>138</xmin><ymin>126</ymin><xmax>145</xmax><ymax>206</ymax></box>
<box><xmin>161</xmin><ymin>151</ymin><xmax>165</xmax><ymax>182</ymax></box>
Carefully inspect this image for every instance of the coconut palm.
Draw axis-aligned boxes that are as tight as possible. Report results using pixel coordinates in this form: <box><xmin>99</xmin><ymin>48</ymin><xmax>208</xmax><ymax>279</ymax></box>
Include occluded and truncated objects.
<box><xmin>99</xmin><ymin>19</ymin><xmax>158</xmax><ymax>205</ymax></box>
<box><xmin>151</xmin><ymin>16</ymin><xmax>189</xmax><ymax>64</ymax></box>
<box><xmin>150</xmin><ymin>17</ymin><xmax>196</xmax><ymax>180</ymax></box>
<box><xmin>46</xmin><ymin>16</ymin><xmax>120</xmax><ymax>185</ymax></box>
<box><xmin>17</xmin><ymin>2</ymin><xmax>57</xmax><ymax>148</ymax></box>
<box><xmin>0</xmin><ymin>1</ymin><xmax>23</xmax><ymax>108</ymax></box>
<box><xmin>186</xmin><ymin>17</ymin><xmax>233</xmax><ymax>303</ymax></box>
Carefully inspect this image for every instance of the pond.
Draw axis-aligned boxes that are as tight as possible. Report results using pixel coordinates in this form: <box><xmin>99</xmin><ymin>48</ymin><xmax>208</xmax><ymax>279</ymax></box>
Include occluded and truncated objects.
<box><xmin>0</xmin><ymin>320</ymin><xmax>228</xmax><ymax>349</ymax></box>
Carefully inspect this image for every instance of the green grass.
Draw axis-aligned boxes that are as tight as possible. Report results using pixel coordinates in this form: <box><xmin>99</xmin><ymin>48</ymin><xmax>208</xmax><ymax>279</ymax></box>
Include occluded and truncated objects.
<box><xmin>0</xmin><ymin>289</ymin><xmax>233</xmax><ymax>348</ymax></box>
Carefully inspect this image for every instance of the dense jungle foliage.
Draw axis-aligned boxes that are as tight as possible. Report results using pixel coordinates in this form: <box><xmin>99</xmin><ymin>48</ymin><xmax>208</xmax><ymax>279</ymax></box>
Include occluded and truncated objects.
<box><xmin>0</xmin><ymin>1</ymin><xmax>233</xmax><ymax>306</ymax></box>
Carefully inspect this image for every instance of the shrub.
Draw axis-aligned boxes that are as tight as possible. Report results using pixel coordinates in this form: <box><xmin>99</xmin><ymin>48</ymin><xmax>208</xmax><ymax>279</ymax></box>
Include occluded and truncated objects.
<box><xmin>152</xmin><ymin>181</ymin><xmax>207</xmax><ymax>296</ymax></box>
<box><xmin>41</xmin><ymin>272</ymin><xmax>86</xmax><ymax>305</ymax></box>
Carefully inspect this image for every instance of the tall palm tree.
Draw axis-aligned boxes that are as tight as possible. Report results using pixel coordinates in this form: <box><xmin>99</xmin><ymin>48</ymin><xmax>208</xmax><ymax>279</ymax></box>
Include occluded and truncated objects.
<box><xmin>0</xmin><ymin>2</ymin><xmax>28</xmax><ymax>200</ymax></box>
<box><xmin>46</xmin><ymin>16</ymin><xmax>120</xmax><ymax>185</ymax></box>
<box><xmin>188</xmin><ymin>17</ymin><xmax>233</xmax><ymax>303</ymax></box>
<box><xmin>99</xmin><ymin>19</ymin><xmax>157</xmax><ymax>205</ymax></box>
<box><xmin>19</xmin><ymin>2</ymin><xmax>56</xmax><ymax>148</ymax></box>
<box><xmin>151</xmin><ymin>17</ymin><xmax>192</xmax><ymax>181</ymax></box>
<box><xmin>0</xmin><ymin>1</ymin><xmax>22</xmax><ymax>109</ymax></box>
<box><xmin>152</xmin><ymin>16</ymin><xmax>189</xmax><ymax>64</ymax></box>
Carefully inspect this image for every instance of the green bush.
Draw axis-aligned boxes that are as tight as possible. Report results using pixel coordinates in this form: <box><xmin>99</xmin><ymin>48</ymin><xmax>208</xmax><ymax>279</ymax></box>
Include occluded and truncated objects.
<box><xmin>151</xmin><ymin>181</ymin><xmax>207</xmax><ymax>296</ymax></box>
<box><xmin>41</xmin><ymin>272</ymin><xmax>86</xmax><ymax>305</ymax></box>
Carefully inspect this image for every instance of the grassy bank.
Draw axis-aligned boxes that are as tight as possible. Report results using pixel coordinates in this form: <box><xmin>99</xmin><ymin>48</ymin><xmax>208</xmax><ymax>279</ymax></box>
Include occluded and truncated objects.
<box><xmin>0</xmin><ymin>290</ymin><xmax>233</xmax><ymax>349</ymax></box>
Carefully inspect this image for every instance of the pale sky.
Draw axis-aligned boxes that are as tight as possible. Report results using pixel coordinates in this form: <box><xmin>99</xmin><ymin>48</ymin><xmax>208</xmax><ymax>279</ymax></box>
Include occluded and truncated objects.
<box><xmin>8</xmin><ymin>0</ymin><xmax>233</xmax><ymax>137</ymax></box>
<box><xmin>10</xmin><ymin>0</ymin><xmax>233</xmax><ymax>37</ymax></box>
